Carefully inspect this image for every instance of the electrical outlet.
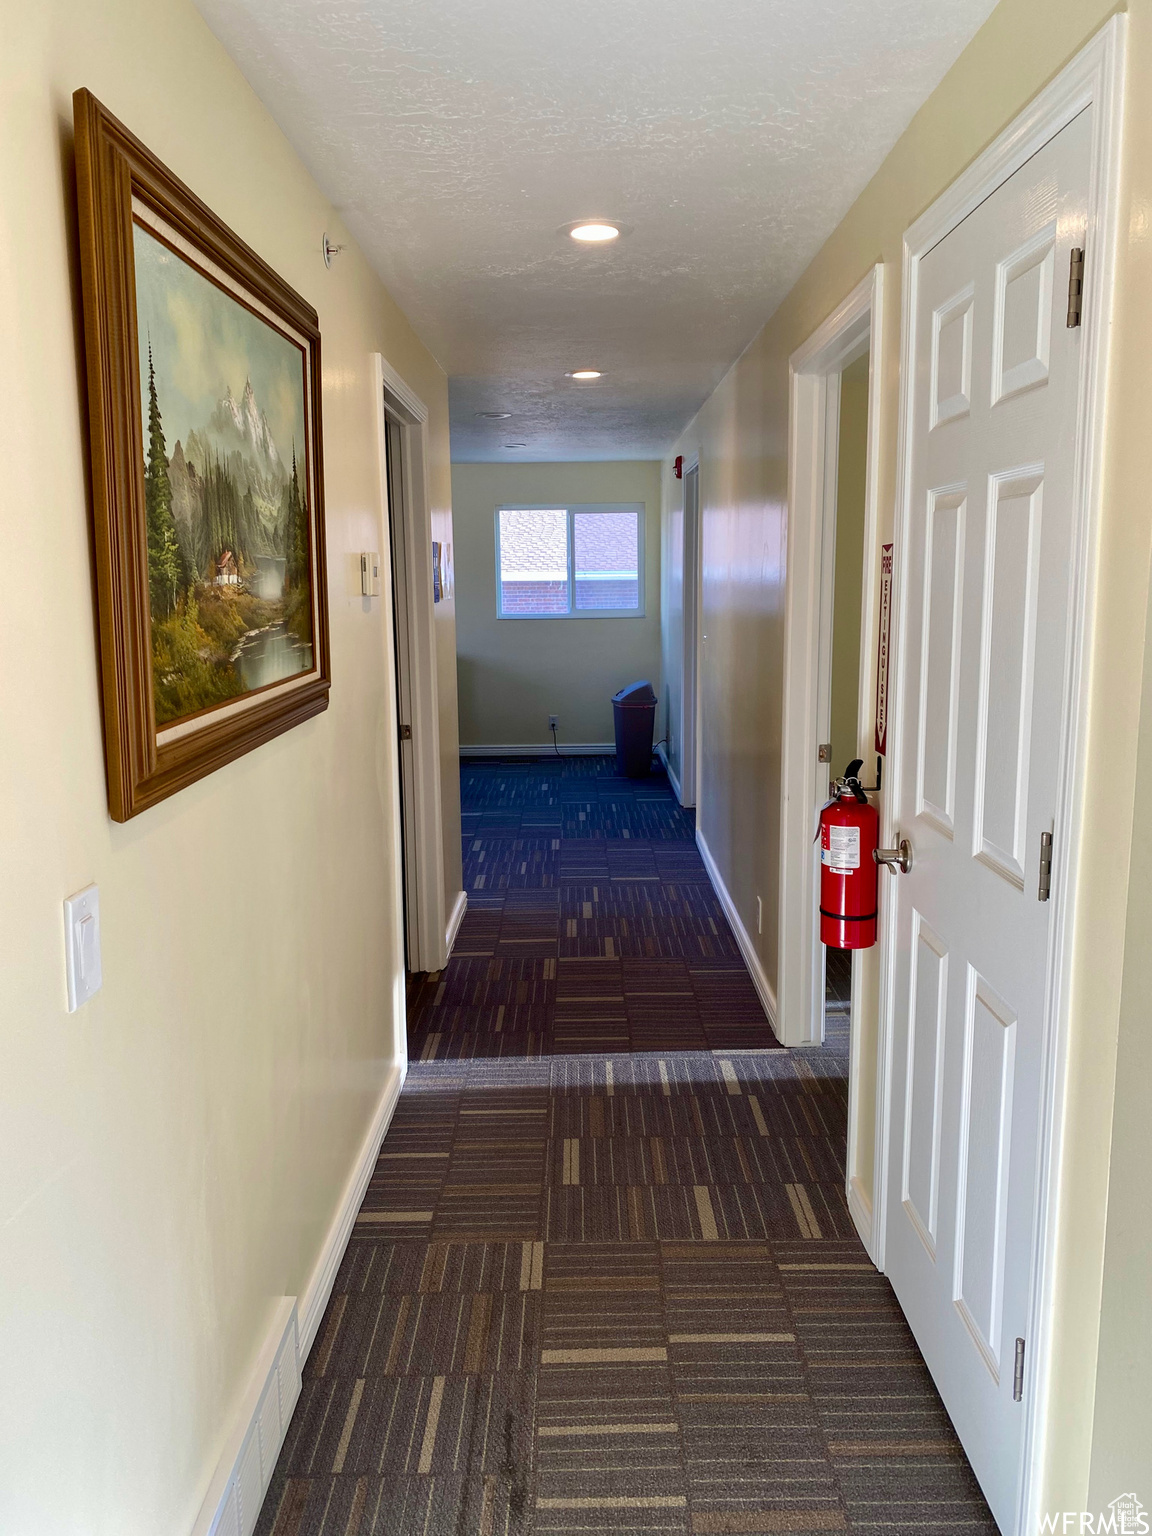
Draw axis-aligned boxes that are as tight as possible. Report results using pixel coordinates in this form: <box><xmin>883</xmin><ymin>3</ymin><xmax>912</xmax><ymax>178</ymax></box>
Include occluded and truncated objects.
<box><xmin>548</xmin><ymin>715</ymin><xmax>558</xmax><ymax>730</ymax></box>
<box><xmin>756</xmin><ymin>895</ymin><xmax>762</xmax><ymax>935</ymax></box>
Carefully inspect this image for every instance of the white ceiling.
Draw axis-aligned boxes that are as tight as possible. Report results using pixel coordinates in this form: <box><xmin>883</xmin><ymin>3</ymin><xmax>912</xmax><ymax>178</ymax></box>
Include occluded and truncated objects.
<box><xmin>195</xmin><ymin>0</ymin><xmax>997</xmax><ymax>461</ymax></box>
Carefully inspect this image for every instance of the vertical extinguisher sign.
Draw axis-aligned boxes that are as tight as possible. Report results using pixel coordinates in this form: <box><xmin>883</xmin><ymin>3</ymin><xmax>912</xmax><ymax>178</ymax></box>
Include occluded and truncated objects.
<box><xmin>874</xmin><ymin>543</ymin><xmax>893</xmax><ymax>756</ymax></box>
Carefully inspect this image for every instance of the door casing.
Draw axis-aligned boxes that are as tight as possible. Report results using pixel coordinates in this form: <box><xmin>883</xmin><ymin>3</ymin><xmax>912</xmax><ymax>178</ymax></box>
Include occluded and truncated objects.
<box><xmin>876</xmin><ymin>21</ymin><xmax>1125</xmax><ymax>1532</ymax></box>
<box><xmin>373</xmin><ymin>354</ymin><xmax>451</xmax><ymax>975</ymax></box>
<box><xmin>780</xmin><ymin>290</ymin><xmax>884</xmax><ymax>959</ymax></box>
<box><xmin>779</xmin><ymin>267</ymin><xmax>885</xmax><ymax>1257</ymax></box>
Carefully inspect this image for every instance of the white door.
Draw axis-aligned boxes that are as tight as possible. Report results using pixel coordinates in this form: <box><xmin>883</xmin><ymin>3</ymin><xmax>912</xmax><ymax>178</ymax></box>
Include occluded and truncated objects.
<box><xmin>883</xmin><ymin>109</ymin><xmax>1090</xmax><ymax>1530</ymax></box>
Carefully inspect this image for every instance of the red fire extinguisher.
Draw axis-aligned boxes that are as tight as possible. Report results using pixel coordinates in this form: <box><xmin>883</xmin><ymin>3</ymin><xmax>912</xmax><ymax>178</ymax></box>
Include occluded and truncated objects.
<box><xmin>819</xmin><ymin>759</ymin><xmax>879</xmax><ymax>950</ymax></box>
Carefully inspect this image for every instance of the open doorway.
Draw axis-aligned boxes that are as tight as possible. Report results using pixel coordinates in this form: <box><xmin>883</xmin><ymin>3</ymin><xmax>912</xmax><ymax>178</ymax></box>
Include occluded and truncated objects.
<box><xmin>822</xmin><ymin>350</ymin><xmax>870</xmax><ymax>1050</ymax></box>
<box><xmin>374</xmin><ymin>355</ymin><xmax>449</xmax><ymax>978</ymax></box>
<box><xmin>778</xmin><ymin>267</ymin><xmax>884</xmax><ymax>1259</ymax></box>
<box><xmin>779</xmin><ymin>267</ymin><xmax>883</xmax><ymax>1048</ymax></box>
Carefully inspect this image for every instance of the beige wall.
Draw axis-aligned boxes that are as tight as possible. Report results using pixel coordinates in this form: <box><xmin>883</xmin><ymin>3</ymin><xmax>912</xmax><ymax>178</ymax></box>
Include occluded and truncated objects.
<box><xmin>453</xmin><ymin>461</ymin><xmax>662</xmax><ymax>747</ymax></box>
<box><xmin>661</xmin><ymin>0</ymin><xmax>1152</xmax><ymax>1507</ymax></box>
<box><xmin>0</xmin><ymin>1</ymin><xmax>458</xmax><ymax>1531</ymax></box>
<box><xmin>1086</xmin><ymin>0</ymin><xmax>1152</xmax><ymax>1492</ymax></box>
<box><xmin>829</xmin><ymin>351</ymin><xmax>869</xmax><ymax>782</ymax></box>
<box><xmin>1087</xmin><ymin>550</ymin><xmax>1152</xmax><ymax>1503</ymax></box>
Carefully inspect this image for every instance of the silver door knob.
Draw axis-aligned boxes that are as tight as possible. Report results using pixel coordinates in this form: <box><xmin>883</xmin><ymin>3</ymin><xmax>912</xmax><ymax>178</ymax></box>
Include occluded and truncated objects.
<box><xmin>874</xmin><ymin>838</ymin><xmax>913</xmax><ymax>874</ymax></box>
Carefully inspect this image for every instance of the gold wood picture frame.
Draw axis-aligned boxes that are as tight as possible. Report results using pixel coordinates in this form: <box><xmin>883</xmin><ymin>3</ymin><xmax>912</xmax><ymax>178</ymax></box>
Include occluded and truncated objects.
<box><xmin>73</xmin><ymin>89</ymin><xmax>330</xmax><ymax>821</ymax></box>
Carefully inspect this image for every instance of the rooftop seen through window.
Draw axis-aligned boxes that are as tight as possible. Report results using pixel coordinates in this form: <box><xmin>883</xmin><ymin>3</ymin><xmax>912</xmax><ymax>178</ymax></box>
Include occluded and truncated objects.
<box><xmin>496</xmin><ymin>505</ymin><xmax>643</xmax><ymax>618</ymax></box>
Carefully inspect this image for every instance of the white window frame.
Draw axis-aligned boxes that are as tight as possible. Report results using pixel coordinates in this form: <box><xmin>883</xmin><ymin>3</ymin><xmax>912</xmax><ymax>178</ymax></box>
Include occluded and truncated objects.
<box><xmin>495</xmin><ymin>503</ymin><xmax>646</xmax><ymax>619</ymax></box>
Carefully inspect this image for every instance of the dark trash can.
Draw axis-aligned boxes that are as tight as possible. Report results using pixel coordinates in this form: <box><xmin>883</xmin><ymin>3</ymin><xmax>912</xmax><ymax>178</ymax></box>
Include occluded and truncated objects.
<box><xmin>612</xmin><ymin>681</ymin><xmax>657</xmax><ymax>778</ymax></box>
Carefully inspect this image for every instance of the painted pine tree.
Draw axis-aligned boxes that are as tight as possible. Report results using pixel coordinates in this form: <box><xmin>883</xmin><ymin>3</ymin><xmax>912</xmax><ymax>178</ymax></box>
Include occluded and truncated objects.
<box><xmin>143</xmin><ymin>346</ymin><xmax>183</xmax><ymax>616</ymax></box>
<box><xmin>285</xmin><ymin>447</ymin><xmax>308</xmax><ymax>592</ymax></box>
<box><xmin>203</xmin><ymin>453</ymin><xmax>243</xmax><ymax>570</ymax></box>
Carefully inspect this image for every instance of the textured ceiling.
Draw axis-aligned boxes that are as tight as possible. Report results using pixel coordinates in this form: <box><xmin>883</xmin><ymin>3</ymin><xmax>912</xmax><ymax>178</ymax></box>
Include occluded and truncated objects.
<box><xmin>194</xmin><ymin>0</ymin><xmax>997</xmax><ymax>461</ymax></box>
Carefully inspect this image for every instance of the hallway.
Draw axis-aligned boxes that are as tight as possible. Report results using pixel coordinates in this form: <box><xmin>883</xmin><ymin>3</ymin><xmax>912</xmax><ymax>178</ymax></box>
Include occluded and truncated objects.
<box><xmin>9</xmin><ymin>1</ymin><xmax>1152</xmax><ymax>1527</ymax></box>
<box><xmin>257</xmin><ymin>759</ymin><xmax>995</xmax><ymax>1536</ymax></box>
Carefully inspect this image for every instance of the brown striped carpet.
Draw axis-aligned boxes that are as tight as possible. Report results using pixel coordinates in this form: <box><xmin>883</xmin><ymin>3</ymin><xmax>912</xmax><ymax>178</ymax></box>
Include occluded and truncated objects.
<box><xmin>256</xmin><ymin>757</ymin><xmax>996</xmax><ymax>1536</ymax></box>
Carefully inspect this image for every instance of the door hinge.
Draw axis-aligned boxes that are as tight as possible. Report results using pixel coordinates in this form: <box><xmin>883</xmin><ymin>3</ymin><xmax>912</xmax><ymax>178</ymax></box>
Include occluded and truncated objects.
<box><xmin>1038</xmin><ymin>830</ymin><xmax>1053</xmax><ymax>902</ymax></box>
<box><xmin>399</xmin><ymin>723</ymin><xmax>412</xmax><ymax>741</ymax></box>
<box><xmin>1066</xmin><ymin>247</ymin><xmax>1084</xmax><ymax>328</ymax></box>
<box><xmin>1013</xmin><ymin>1337</ymin><xmax>1026</xmax><ymax>1402</ymax></box>
<box><xmin>818</xmin><ymin>743</ymin><xmax>832</xmax><ymax>764</ymax></box>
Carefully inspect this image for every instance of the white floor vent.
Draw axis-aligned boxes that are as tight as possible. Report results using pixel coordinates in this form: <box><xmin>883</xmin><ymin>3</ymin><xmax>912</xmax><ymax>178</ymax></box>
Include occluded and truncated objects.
<box><xmin>194</xmin><ymin>1298</ymin><xmax>300</xmax><ymax>1536</ymax></box>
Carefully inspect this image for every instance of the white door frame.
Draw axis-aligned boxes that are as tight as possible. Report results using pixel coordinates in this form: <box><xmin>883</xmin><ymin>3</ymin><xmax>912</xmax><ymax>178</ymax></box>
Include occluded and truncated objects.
<box><xmin>778</xmin><ymin>266</ymin><xmax>885</xmax><ymax>1080</ymax></box>
<box><xmin>679</xmin><ymin>457</ymin><xmax>702</xmax><ymax>808</ymax></box>
<box><xmin>373</xmin><ymin>353</ymin><xmax>449</xmax><ymax>974</ymax></box>
<box><xmin>875</xmin><ymin>21</ymin><xmax>1124</xmax><ymax>1532</ymax></box>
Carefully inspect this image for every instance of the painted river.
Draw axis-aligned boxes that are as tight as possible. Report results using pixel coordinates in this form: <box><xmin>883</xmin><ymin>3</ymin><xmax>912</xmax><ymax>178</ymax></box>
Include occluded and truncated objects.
<box><xmin>236</xmin><ymin>622</ymin><xmax>313</xmax><ymax>691</ymax></box>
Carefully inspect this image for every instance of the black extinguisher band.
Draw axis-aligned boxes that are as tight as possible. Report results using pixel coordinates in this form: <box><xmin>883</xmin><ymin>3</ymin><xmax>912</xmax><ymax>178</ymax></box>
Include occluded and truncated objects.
<box><xmin>819</xmin><ymin>908</ymin><xmax>878</xmax><ymax>922</ymax></box>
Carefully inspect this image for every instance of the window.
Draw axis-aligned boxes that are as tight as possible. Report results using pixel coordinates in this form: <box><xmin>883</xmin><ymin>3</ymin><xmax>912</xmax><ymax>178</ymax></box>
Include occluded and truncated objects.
<box><xmin>496</xmin><ymin>504</ymin><xmax>643</xmax><ymax>618</ymax></box>
<box><xmin>495</xmin><ymin>508</ymin><xmax>569</xmax><ymax>615</ymax></box>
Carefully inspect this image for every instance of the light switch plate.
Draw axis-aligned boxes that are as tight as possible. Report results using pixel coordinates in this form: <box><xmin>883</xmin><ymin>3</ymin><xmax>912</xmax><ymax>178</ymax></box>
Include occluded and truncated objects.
<box><xmin>64</xmin><ymin>884</ymin><xmax>102</xmax><ymax>1012</ymax></box>
<box><xmin>360</xmin><ymin>551</ymin><xmax>380</xmax><ymax>597</ymax></box>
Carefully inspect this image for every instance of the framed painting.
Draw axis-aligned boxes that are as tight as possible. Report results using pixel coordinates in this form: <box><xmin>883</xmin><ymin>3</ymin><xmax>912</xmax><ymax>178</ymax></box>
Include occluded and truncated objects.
<box><xmin>73</xmin><ymin>89</ymin><xmax>330</xmax><ymax>821</ymax></box>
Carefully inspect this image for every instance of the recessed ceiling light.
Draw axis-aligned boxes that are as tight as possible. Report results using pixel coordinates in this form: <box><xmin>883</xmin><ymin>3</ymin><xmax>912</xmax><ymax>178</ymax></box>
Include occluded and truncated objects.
<box><xmin>476</xmin><ymin>411</ymin><xmax>512</xmax><ymax>419</ymax></box>
<box><xmin>566</xmin><ymin>370</ymin><xmax>602</xmax><ymax>380</ymax></box>
<box><xmin>504</xmin><ymin>441</ymin><xmax>528</xmax><ymax>448</ymax></box>
<box><xmin>558</xmin><ymin>219</ymin><xmax>631</xmax><ymax>243</ymax></box>
<box><xmin>569</xmin><ymin>221</ymin><xmax>620</xmax><ymax>243</ymax></box>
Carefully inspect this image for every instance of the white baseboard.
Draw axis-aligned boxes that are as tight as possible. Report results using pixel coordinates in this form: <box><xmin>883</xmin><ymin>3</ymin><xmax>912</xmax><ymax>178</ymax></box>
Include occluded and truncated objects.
<box><xmin>848</xmin><ymin>1176</ymin><xmax>875</xmax><ymax>1259</ymax></box>
<box><xmin>299</xmin><ymin>1061</ymin><xmax>405</xmax><ymax>1359</ymax></box>
<box><xmin>445</xmin><ymin>889</ymin><xmax>467</xmax><ymax>956</ymax></box>
<box><xmin>460</xmin><ymin>743</ymin><xmax>615</xmax><ymax>758</ymax></box>
<box><xmin>191</xmin><ymin>1060</ymin><xmax>406</xmax><ymax>1536</ymax></box>
<box><xmin>695</xmin><ymin>827</ymin><xmax>778</xmax><ymax>1027</ymax></box>
<box><xmin>656</xmin><ymin>743</ymin><xmax>683</xmax><ymax>803</ymax></box>
<box><xmin>190</xmin><ymin>1298</ymin><xmax>300</xmax><ymax>1536</ymax></box>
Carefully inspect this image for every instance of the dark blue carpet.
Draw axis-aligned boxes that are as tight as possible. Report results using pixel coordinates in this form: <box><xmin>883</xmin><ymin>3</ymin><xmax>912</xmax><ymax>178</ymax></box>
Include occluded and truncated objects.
<box><xmin>408</xmin><ymin>756</ymin><xmax>781</xmax><ymax>1058</ymax></box>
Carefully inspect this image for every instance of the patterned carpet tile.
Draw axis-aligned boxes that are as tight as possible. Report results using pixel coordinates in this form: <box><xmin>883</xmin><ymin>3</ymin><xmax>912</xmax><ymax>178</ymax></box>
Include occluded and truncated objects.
<box><xmin>468</xmin><ymin>835</ymin><xmax>561</xmax><ymax>874</ymax></box>
<box><xmin>255</xmin><ymin>760</ymin><xmax>996</xmax><ymax>1536</ymax></box>
<box><xmin>549</xmin><ymin>875</ymin><xmax>718</xmax><ymax>909</ymax></box>
<box><xmin>452</xmin><ymin>900</ymin><xmax>740</xmax><ymax>961</ymax></box>
<box><xmin>413</xmin><ymin>991</ymin><xmax>778</xmax><ymax>1066</ymax></box>
<box><xmin>463</xmin><ymin>811</ymin><xmax>699</xmax><ymax>845</ymax></box>
<box><xmin>826</xmin><ymin>949</ymin><xmax>852</xmax><ymax>1004</ymax></box>
<box><xmin>411</xmin><ymin>1031</ymin><xmax>550</xmax><ymax>1062</ymax></box>
<box><xmin>452</xmin><ymin>905</ymin><xmax>506</xmax><ymax>956</ymax></box>
<box><xmin>410</xmin><ymin>945</ymin><xmax>779</xmax><ymax>1054</ymax></box>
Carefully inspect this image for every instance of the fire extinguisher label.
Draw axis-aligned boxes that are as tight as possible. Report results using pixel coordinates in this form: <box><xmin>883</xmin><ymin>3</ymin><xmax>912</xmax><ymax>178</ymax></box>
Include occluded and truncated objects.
<box><xmin>822</xmin><ymin>825</ymin><xmax>860</xmax><ymax>871</ymax></box>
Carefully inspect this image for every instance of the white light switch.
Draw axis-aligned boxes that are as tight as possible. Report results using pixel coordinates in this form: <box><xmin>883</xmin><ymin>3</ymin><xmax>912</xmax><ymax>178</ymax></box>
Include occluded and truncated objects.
<box><xmin>360</xmin><ymin>551</ymin><xmax>380</xmax><ymax>597</ymax></box>
<box><xmin>64</xmin><ymin>884</ymin><xmax>102</xmax><ymax>1012</ymax></box>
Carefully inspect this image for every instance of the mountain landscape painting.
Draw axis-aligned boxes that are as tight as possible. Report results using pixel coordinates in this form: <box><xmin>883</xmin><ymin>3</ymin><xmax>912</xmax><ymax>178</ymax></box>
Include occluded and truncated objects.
<box><xmin>133</xmin><ymin>221</ymin><xmax>314</xmax><ymax>729</ymax></box>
